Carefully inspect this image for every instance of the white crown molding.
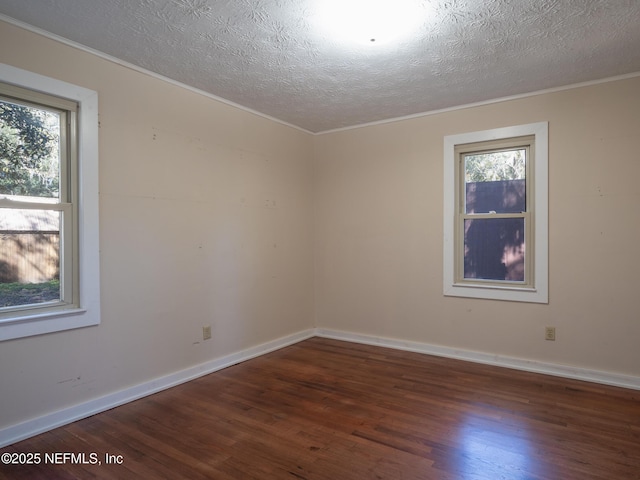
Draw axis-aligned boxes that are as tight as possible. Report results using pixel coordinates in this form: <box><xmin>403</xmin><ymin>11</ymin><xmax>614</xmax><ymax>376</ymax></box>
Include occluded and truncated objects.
<box><xmin>0</xmin><ymin>14</ymin><xmax>314</xmax><ymax>136</ymax></box>
<box><xmin>316</xmin><ymin>71</ymin><xmax>640</xmax><ymax>135</ymax></box>
<box><xmin>2</xmin><ymin>14</ymin><xmax>640</xmax><ymax>136</ymax></box>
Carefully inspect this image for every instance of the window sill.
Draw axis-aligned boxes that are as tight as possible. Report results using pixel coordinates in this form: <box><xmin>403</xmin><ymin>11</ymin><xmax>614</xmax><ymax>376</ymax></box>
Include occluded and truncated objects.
<box><xmin>444</xmin><ymin>282</ymin><xmax>547</xmax><ymax>303</ymax></box>
<box><xmin>0</xmin><ymin>308</ymin><xmax>97</xmax><ymax>341</ymax></box>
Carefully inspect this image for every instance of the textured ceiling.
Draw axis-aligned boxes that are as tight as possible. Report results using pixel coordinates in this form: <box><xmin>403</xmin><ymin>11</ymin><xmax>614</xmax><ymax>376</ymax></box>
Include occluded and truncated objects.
<box><xmin>1</xmin><ymin>0</ymin><xmax>640</xmax><ymax>133</ymax></box>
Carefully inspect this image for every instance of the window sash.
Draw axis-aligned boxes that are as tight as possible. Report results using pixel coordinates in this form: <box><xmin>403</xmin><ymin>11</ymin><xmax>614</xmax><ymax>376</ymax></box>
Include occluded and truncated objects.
<box><xmin>454</xmin><ymin>138</ymin><xmax>534</xmax><ymax>288</ymax></box>
<box><xmin>0</xmin><ymin>201</ymin><xmax>74</xmax><ymax>315</ymax></box>
<box><xmin>456</xmin><ymin>212</ymin><xmax>531</xmax><ymax>287</ymax></box>
<box><xmin>0</xmin><ymin>84</ymin><xmax>79</xmax><ymax>318</ymax></box>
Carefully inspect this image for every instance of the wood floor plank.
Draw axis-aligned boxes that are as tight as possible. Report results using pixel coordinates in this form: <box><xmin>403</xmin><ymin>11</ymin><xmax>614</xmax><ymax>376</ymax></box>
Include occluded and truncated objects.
<box><xmin>2</xmin><ymin>337</ymin><xmax>639</xmax><ymax>479</ymax></box>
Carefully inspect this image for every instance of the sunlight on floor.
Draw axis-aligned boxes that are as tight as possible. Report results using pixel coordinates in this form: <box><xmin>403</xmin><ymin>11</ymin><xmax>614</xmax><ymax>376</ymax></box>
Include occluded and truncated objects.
<box><xmin>457</xmin><ymin>413</ymin><xmax>537</xmax><ymax>479</ymax></box>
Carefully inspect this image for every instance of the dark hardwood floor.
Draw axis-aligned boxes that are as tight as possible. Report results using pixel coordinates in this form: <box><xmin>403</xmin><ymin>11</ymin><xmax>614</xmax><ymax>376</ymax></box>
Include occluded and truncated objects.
<box><xmin>2</xmin><ymin>337</ymin><xmax>639</xmax><ymax>479</ymax></box>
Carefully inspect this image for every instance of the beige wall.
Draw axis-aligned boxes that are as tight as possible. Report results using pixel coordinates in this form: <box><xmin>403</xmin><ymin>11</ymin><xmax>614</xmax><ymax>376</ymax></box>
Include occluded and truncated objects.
<box><xmin>0</xmin><ymin>21</ymin><xmax>314</xmax><ymax>429</ymax></box>
<box><xmin>315</xmin><ymin>75</ymin><xmax>640</xmax><ymax>376</ymax></box>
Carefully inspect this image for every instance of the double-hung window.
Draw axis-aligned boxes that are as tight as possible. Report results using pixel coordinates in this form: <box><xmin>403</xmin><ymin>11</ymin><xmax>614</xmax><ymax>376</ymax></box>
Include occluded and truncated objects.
<box><xmin>0</xmin><ymin>64</ymin><xmax>100</xmax><ymax>340</ymax></box>
<box><xmin>0</xmin><ymin>84</ymin><xmax>77</xmax><ymax>311</ymax></box>
<box><xmin>443</xmin><ymin>122</ymin><xmax>548</xmax><ymax>303</ymax></box>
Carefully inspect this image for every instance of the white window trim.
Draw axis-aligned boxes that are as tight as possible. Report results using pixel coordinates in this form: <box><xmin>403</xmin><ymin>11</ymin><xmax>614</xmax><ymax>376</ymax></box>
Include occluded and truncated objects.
<box><xmin>443</xmin><ymin>122</ymin><xmax>548</xmax><ymax>303</ymax></box>
<box><xmin>0</xmin><ymin>63</ymin><xmax>100</xmax><ymax>340</ymax></box>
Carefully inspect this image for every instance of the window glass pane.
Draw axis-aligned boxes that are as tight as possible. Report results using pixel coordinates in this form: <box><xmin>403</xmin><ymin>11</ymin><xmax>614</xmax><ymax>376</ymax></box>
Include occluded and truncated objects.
<box><xmin>464</xmin><ymin>217</ymin><xmax>525</xmax><ymax>281</ymax></box>
<box><xmin>464</xmin><ymin>149</ymin><xmax>526</xmax><ymax>214</ymax></box>
<box><xmin>0</xmin><ymin>208</ymin><xmax>60</xmax><ymax>307</ymax></box>
<box><xmin>0</xmin><ymin>98</ymin><xmax>60</xmax><ymax>200</ymax></box>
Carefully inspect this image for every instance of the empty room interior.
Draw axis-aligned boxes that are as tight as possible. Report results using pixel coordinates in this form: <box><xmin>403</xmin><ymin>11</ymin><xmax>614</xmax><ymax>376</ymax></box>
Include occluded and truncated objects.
<box><xmin>1</xmin><ymin>1</ymin><xmax>639</xmax><ymax>478</ymax></box>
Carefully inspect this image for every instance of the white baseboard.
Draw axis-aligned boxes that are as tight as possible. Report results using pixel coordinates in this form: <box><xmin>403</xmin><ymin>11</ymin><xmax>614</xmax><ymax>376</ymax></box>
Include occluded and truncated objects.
<box><xmin>315</xmin><ymin>328</ymin><xmax>640</xmax><ymax>391</ymax></box>
<box><xmin>4</xmin><ymin>326</ymin><xmax>639</xmax><ymax>448</ymax></box>
<box><xmin>0</xmin><ymin>329</ymin><xmax>315</xmax><ymax>448</ymax></box>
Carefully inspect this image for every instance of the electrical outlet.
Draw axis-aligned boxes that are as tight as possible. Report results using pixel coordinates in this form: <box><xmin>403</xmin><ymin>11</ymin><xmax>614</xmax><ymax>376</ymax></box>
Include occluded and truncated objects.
<box><xmin>202</xmin><ymin>325</ymin><xmax>212</xmax><ymax>340</ymax></box>
<box><xmin>545</xmin><ymin>326</ymin><xmax>556</xmax><ymax>341</ymax></box>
